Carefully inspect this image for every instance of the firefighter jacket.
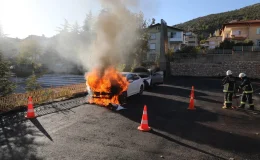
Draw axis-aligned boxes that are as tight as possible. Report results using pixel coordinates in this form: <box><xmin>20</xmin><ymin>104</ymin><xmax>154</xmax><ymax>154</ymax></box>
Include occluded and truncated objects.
<box><xmin>222</xmin><ymin>75</ymin><xmax>236</xmax><ymax>93</ymax></box>
<box><xmin>238</xmin><ymin>77</ymin><xmax>253</xmax><ymax>93</ymax></box>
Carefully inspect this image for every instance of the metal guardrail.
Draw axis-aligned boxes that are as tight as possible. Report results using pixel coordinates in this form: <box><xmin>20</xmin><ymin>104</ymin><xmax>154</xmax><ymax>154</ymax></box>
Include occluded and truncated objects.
<box><xmin>0</xmin><ymin>83</ymin><xmax>86</xmax><ymax>112</ymax></box>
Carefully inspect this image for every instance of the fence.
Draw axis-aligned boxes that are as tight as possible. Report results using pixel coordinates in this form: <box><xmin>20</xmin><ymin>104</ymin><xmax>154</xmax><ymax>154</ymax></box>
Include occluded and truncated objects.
<box><xmin>233</xmin><ymin>46</ymin><xmax>260</xmax><ymax>52</ymax></box>
<box><xmin>0</xmin><ymin>83</ymin><xmax>86</xmax><ymax>112</ymax></box>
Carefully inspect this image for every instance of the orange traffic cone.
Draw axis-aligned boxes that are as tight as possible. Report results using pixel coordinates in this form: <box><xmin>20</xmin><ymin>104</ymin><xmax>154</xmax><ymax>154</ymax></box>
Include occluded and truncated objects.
<box><xmin>188</xmin><ymin>86</ymin><xmax>196</xmax><ymax>110</ymax></box>
<box><xmin>138</xmin><ymin>105</ymin><xmax>151</xmax><ymax>132</ymax></box>
<box><xmin>189</xmin><ymin>86</ymin><xmax>194</xmax><ymax>98</ymax></box>
<box><xmin>25</xmin><ymin>96</ymin><xmax>36</xmax><ymax>118</ymax></box>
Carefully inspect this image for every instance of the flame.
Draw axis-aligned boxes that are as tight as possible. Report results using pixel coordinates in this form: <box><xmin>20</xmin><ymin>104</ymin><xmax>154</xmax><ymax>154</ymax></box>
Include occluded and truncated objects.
<box><xmin>86</xmin><ymin>66</ymin><xmax>129</xmax><ymax>106</ymax></box>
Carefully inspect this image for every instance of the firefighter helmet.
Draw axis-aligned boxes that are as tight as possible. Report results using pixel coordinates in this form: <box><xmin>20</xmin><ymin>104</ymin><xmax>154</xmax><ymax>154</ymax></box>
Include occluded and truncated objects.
<box><xmin>226</xmin><ymin>70</ymin><xmax>232</xmax><ymax>76</ymax></box>
<box><xmin>239</xmin><ymin>73</ymin><xmax>246</xmax><ymax>78</ymax></box>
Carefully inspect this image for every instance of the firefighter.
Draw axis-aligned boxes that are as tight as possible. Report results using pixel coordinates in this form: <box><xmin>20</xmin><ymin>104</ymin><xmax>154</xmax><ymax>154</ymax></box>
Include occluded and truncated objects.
<box><xmin>222</xmin><ymin>70</ymin><xmax>236</xmax><ymax>109</ymax></box>
<box><xmin>238</xmin><ymin>73</ymin><xmax>254</xmax><ymax>110</ymax></box>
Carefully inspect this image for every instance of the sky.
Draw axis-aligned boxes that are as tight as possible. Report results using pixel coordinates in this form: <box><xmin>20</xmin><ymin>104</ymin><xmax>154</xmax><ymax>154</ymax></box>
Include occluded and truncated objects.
<box><xmin>0</xmin><ymin>0</ymin><xmax>259</xmax><ymax>39</ymax></box>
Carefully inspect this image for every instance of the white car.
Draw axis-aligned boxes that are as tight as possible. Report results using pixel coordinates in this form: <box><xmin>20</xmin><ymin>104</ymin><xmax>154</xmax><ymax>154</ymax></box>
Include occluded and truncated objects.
<box><xmin>85</xmin><ymin>72</ymin><xmax>144</xmax><ymax>104</ymax></box>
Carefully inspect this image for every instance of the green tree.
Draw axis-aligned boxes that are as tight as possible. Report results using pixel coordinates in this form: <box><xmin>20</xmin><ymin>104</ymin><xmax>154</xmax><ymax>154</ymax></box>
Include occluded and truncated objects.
<box><xmin>25</xmin><ymin>71</ymin><xmax>41</xmax><ymax>92</ymax></box>
<box><xmin>174</xmin><ymin>3</ymin><xmax>260</xmax><ymax>39</ymax></box>
<box><xmin>0</xmin><ymin>52</ymin><xmax>16</xmax><ymax>96</ymax></box>
<box><xmin>17</xmin><ymin>38</ymin><xmax>42</xmax><ymax>72</ymax></box>
<box><xmin>130</xmin><ymin>12</ymin><xmax>151</xmax><ymax>67</ymax></box>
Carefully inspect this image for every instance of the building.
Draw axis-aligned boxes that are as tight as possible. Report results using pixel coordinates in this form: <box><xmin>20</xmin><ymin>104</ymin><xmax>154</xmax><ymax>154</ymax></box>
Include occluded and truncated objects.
<box><xmin>183</xmin><ymin>32</ymin><xmax>199</xmax><ymax>46</ymax></box>
<box><xmin>220</xmin><ymin>20</ymin><xmax>260</xmax><ymax>46</ymax></box>
<box><xmin>204</xmin><ymin>36</ymin><xmax>222</xmax><ymax>49</ymax></box>
<box><xmin>147</xmin><ymin>23</ymin><xmax>184</xmax><ymax>61</ymax></box>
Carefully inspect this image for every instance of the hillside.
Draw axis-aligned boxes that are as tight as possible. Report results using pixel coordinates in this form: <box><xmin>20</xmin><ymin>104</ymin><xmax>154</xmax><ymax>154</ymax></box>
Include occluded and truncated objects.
<box><xmin>174</xmin><ymin>3</ymin><xmax>260</xmax><ymax>41</ymax></box>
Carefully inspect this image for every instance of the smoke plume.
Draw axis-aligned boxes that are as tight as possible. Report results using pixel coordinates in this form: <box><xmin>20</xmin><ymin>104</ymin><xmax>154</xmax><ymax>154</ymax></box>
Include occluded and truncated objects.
<box><xmin>80</xmin><ymin>0</ymin><xmax>141</xmax><ymax>73</ymax></box>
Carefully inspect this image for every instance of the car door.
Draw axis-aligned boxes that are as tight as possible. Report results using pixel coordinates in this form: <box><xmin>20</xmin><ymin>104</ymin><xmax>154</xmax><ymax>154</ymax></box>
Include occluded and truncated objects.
<box><xmin>132</xmin><ymin>74</ymin><xmax>142</xmax><ymax>94</ymax></box>
<box><xmin>153</xmin><ymin>71</ymin><xmax>164</xmax><ymax>84</ymax></box>
<box><xmin>126</xmin><ymin>74</ymin><xmax>135</xmax><ymax>96</ymax></box>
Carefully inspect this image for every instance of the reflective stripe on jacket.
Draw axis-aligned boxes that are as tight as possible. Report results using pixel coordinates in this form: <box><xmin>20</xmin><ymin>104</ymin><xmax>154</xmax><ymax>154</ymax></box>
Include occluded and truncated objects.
<box><xmin>222</xmin><ymin>75</ymin><xmax>236</xmax><ymax>93</ymax></box>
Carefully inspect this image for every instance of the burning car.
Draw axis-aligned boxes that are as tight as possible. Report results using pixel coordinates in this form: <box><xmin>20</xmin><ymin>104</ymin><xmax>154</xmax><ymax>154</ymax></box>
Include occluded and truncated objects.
<box><xmin>85</xmin><ymin>67</ymin><xmax>144</xmax><ymax>106</ymax></box>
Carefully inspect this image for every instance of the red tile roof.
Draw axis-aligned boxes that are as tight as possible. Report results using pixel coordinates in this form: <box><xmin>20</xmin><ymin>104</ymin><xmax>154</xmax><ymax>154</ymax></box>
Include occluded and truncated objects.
<box><xmin>223</xmin><ymin>20</ymin><xmax>260</xmax><ymax>26</ymax></box>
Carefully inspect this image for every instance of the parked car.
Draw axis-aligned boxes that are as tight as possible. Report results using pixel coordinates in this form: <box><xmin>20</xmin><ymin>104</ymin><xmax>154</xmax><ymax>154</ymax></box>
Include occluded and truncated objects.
<box><xmin>85</xmin><ymin>72</ymin><xmax>144</xmax><ymax>104</ymax></box>
<box><xmin>133</xmin><ymin>66</ymin><xmax>164</xmax><ymax>89</ymax></box>
<box><xmin>148</xmin><ymin>66</ymin><xmax>164</xmax><ymax>86</ymax></box>
<box><xmin>132</xmin><ymin>67</ymin><xmax>152</xmax><ymax>89</ymax></box>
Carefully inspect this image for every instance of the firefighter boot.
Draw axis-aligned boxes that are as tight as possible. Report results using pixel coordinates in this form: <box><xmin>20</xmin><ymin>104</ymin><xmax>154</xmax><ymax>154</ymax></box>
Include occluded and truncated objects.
<box><xmin>249</xmin><ymin>105</ymin><xmax>255</xmax><ymax>111</ymax></box>
<box><xmin>226</xmin><ymin>103</ymin><xmax>232</xmax><ymax>109</ymax></box>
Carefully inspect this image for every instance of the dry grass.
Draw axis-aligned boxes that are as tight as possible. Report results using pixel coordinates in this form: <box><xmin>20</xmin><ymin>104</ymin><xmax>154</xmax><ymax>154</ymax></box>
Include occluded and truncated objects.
<box><xmin>0</xmin><ymin>83</ymin><xmax>86</xmax><ymax>112</ymax></box>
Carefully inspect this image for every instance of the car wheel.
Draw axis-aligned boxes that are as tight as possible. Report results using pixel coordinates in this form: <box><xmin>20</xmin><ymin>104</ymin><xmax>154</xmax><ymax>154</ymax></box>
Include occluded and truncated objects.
<box><xmin>139</xmin><ymin>85</ymin><xmax>144</xmax><ymax>95</ymax></box>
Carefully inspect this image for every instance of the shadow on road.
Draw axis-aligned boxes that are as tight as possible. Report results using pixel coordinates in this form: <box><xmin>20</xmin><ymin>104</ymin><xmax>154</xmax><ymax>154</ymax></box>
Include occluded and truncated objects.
<box><xmin>30</xmin><ymin>118</ymin><xmax>53</xmax><ymax>142</ymax></box>
<box><xmin>148</xmin><ymin>84</ymin><xmax>223</xmax><ymax>104</ymax></box>
<box><xmin>149</xmin><ymin>129</ymin><xmax>226</xmax><ymax>160</ymax></box>
<box><xmin>0</xmin><ymin>112</ymin><xmax>43</xmax><ymax>160</ymax></box>
<box><xmin>120</xmin><ymin>94</ymin><xmax>260</xmax><ymax>157</ymax></box>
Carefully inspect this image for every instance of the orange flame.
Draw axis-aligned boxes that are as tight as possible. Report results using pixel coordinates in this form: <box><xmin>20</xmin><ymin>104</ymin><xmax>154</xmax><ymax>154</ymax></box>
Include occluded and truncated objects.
<box><xmin>86</xmin><ymin>66</ymin><xmax>129</xmax><ymax>106</ymax></box>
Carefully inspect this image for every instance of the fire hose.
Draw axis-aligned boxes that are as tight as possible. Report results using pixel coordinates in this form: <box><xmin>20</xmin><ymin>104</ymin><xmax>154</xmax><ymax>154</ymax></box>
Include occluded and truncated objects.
<box><xmin>233</xmin><ymin>87</ymin><xmax>260</xmax><ymax>98</ymax></box>
<box><xmin>231</xmin><ymin>88</ymin><xmax>260</xmax><ymax>108</ymax></box>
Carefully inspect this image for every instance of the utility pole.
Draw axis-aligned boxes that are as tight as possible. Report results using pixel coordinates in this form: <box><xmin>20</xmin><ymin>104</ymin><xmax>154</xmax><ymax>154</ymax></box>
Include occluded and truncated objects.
<box><xmin>160</xmin><ymin>19</ymin><xmax>170</xmax><ymax>78</ymax></box>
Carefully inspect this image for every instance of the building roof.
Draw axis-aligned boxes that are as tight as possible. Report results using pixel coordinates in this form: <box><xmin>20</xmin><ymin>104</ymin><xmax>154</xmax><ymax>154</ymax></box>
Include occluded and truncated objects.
<box><xmin>149</xmin><ymin>23</ymin><xmax>184</xmax><ymax>31</ymax></box>
<box><xmin>206</xmin><ymin>36</ymin><xmax>222</xmax><ymax>41</ymax></box>
<box><xmin>205</xmin><ymin>36</ymin><xmax>222</xmax><ymax>42</ymax></box>
<box><xmin>222</xmin><ymin>20</ymin><xmax>260</xmax><ymax>29</ymax></box>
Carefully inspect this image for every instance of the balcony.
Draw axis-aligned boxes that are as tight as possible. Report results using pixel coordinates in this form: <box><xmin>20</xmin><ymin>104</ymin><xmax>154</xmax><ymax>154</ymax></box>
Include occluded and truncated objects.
<box><xmin>169</xmin><ymin>37</ymin><xmax>183</xmax><ymax>42</ymax></box>
<box><xmin>225</xmin><ymin>34</ymin><xmax>248</xmax><ymax>41</ymax></box>
<box><xmin>231</xmin><ymin>34</ymin><xmax>248</xmax><ymax>38</ymax></box>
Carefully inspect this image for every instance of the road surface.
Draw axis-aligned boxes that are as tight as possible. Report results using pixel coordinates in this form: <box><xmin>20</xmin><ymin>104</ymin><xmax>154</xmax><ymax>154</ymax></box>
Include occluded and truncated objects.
<box><xmin>1</xmin><ymin>76</ymin><xmax>260</xmax><ymax>160</ymax></box>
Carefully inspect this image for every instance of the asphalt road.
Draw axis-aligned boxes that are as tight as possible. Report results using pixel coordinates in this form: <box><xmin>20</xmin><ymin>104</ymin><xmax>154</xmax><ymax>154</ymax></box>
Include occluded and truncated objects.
<box><xmin>1</xmin><ymin>76</ymin><xmax>260</xmax><ymax>160</ymax></box>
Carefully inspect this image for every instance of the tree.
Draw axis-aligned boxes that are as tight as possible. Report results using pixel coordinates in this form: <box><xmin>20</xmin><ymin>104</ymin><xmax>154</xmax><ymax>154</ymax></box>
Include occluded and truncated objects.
<box><xmin>71</xmin><ymin>22</ymin><xmax>81</xmax><ymax>34</ymax></box>
<box><xmin>130</xmin><ymin>12</ymin><xmax>151</xmax><ymax>67</ymax></box>
<box><xmin>0</xmin><ymin>52</ymin><xmax>16</xmax><ymax>96</ymax></box>
<box><xmin>151</xmin><ymin>18</ymin><xmax>156</xmax><ymax>25</ymax></box>
<box><xmin>17</xmin><ymin>38</ymin><xmax>42</xmax><ymax>72</ymax></box>
<box><xmin>56</xmin><ymin>19</ymin><xmax>71</xmax><ymax>34</ymax></box>
<box><xmin>83</xmin><ymin>11</ymin><xmax>93</xmax><ymax>32</ymax></box>
<box><xmin>25</xmin><ymin>71</ymin><xmax>41</xmax><ymax>92</ymax></box>
<box><xmin>219</xmin><ymin>39</ymin><xmax>235</xmax><ymax>49</ymax></box>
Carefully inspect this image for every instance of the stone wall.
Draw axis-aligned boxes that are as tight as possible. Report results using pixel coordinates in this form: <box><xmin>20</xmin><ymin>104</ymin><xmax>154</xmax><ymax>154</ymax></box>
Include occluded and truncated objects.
<box><xmin>170</xmin><ymin>53</ymin><xmax>260</xmax><ymax>79</ymax></box>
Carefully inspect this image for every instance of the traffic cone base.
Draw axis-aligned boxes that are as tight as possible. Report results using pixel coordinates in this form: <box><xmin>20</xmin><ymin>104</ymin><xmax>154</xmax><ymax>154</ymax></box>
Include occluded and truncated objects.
<box><xmin>138</xmin><ymin>125</ymin><xmax>151</xmax><ymax>132</ymax></box>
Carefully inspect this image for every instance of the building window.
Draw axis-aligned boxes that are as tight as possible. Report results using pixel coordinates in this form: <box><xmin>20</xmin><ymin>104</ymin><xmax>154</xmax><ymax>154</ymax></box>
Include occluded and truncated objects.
<box><xmin>150</xmin><ymin>33</ymin><xmax>156</xmax><ymax>40</ymax></box>
<box><xmin>149</xmin><ymin>43</ymin><xmax>156</xmax><ymax>50</ymax></box>
<box><xmin>170</xmin><ymin>32</ymin><xmax>174</xmax><ymax>38</ymax></box>
<box><xmin>257</xmin><ymin>28</ymin><xmax>260</xmax><ymax>34</ymax></box>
